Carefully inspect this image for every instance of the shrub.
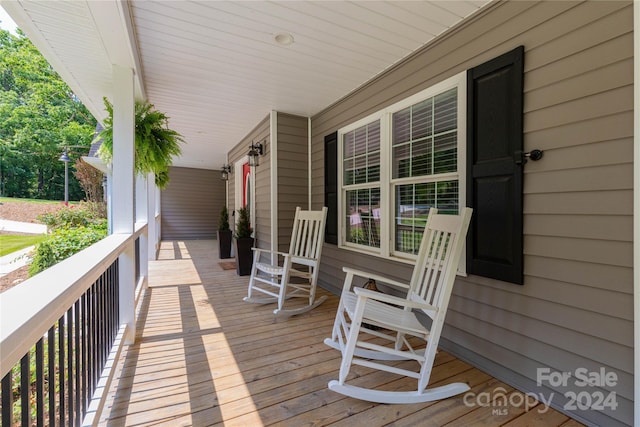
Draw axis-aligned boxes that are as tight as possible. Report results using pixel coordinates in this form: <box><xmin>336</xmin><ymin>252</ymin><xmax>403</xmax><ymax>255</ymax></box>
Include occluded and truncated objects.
<box><xmin>38</xmin><ymin>202</ymin><xmax>104</xmax><ymax>231</ymax></box>
<box><xmin>235</xmin><ymin>207</ymin><xmax>252</xmax><ymax>238</ymax></box>
<box><xmin>30</xmin><ymin>202</ymin><xmax>108</xmax><ymax>276</ymax></box>
<box><xmin>219</xmin><ymin>205</ymin><xmax>230</xmax><ymax>231</ymax></box>
<box><xmin>29</xmin><ymin>222</ymin><xmax>107</xmax><ymax>276</ymax></box>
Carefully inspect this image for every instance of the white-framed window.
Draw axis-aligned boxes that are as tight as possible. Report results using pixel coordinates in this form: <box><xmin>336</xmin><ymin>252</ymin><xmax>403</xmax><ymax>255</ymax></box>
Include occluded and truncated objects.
<box><xmin>338</xmin><ymin>72</ymin><xmax>466</xmax><ymax>266</ymax></box>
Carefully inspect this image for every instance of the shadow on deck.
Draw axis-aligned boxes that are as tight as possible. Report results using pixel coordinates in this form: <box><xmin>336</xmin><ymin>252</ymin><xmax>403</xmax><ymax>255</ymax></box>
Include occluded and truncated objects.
<box><xmin>99</xmin><ymin>240</ymin><xmax>581</xmax><ymax>426</ymax></box>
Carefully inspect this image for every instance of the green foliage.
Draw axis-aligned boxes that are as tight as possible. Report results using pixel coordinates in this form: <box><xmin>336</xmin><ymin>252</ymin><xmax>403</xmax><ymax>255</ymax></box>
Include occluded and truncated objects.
<box><xmin>96</xmin><ymin>98</ymin><xmax>183</xmax><ymax>189</ymax></box>
<box><xmin>37</xmin><ymin>202</ymin><xmax>105</xmax><ymax>231</ymax></box>
<box><xmin>219</xmin><ymin>205</ymin><xmax>230</xmax><ymax>231</ymax></box>
<box><xmin>29</xmin><ymin>203</ymin><xmax>108</xmax><ymax>276</ymax></box>
<box><xmin>235</xmin><ymin>207</ymin><xmax>252</xmax><ymax>238</ymax></box>
<box><xmin>349</xmin><ymin>227</ymin><xmax>365</xmax><ymax>244</ymax></box>
<box><xmin>29</xmin><ymin>223</ymin><xmax>107</xmax><ymax>276</ymax></box>
<box><xmin>0</xmin><ymin>29</ymin><xmax>96</xmax><ymax>200</ymax></box>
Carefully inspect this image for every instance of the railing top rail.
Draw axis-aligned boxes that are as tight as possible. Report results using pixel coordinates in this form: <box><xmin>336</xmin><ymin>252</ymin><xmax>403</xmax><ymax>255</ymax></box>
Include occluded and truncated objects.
<box><xmin>0</xmin><ymin>228</ymin><xmax>144</xmax><ymax>378</ymax></box>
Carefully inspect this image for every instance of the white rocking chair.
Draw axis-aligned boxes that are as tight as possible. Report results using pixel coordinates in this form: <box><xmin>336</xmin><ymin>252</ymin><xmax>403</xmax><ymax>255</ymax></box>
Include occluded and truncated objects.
<box><xmin>243</xmin><ymin>207</ymin><xmax>328</xmax><ymax>318</ymax></box>
<box><xmin>324</xmin><ymin>207</ymin><xmax>472</xmax><ymax>403</ymax></box>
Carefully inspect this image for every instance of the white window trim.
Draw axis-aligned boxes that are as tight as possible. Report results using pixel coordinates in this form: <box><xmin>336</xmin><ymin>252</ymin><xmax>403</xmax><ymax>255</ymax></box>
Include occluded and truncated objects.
<box><xmin>337</xmin><ymin>71</ymin><xmax>467</xmax><ymax>271</ymax></box>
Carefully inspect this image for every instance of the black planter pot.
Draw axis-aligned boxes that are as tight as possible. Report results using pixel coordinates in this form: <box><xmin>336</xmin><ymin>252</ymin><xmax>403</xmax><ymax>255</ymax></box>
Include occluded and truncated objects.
<box><xmin>218</xmin><ymin>229</ymin><xmax>233</xmax><ymax>259</ymax></box>
<box><xmin>235</xmin><ymin>237</ymin><xmax>255</xmax><ymax>276</ymax></box>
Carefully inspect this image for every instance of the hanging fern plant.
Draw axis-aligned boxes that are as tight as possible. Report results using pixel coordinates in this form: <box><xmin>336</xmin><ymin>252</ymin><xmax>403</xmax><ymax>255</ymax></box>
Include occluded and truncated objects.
<box><xmin>96</xmin><ymin>97</ymin><xmax>184</xmax><ymax>189</ymax></box>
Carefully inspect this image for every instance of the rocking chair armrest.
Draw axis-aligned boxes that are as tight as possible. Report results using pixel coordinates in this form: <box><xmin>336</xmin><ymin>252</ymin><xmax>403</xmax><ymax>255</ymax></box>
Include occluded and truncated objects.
<box><xmin>342</xmin><ymin>267</ymin><xmax>410</xmax><ymax>291</ymax></box>
<box><xmin>353</xmin><ymin>287</ymin><xmax>436</xmax><ymax>311</ymax></box>
<box><xmin>251</xmin><ymin>248</ymin><xmax>289</xmax><ymax>257</ymax></box>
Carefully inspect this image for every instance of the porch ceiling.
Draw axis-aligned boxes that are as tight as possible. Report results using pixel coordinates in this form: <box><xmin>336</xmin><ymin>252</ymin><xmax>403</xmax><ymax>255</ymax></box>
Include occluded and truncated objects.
<box><xmin>2</xmin><ymin>0</ymin><xmax>489</xmax><ymax>170</ymax></box>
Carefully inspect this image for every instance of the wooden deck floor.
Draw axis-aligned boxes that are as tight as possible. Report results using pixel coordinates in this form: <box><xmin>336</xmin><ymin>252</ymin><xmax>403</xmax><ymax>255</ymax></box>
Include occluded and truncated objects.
<box><xmin>99</xmin><ymin>240</ymin><xmax>583</xmax><ymax>427</ymax></box>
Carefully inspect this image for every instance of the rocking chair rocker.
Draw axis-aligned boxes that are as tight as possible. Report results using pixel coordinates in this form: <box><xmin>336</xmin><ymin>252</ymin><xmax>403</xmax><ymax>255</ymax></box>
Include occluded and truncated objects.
<box><xmin>324</xmin><ymin>207</ymin><xmax>472</xmax><ymax>403</ymax></box>
<box><xmin>244</xmin><ymin>207</ymin><xmax>328</xmax><ymax>318</ymax></box>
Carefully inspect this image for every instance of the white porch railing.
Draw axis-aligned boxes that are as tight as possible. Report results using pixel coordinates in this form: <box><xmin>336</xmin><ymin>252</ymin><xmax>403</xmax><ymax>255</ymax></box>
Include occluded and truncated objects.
<box><xmin>0</xmin><ymin>223</ymin><xmax>148</xmax><ymax>426</ymax></box>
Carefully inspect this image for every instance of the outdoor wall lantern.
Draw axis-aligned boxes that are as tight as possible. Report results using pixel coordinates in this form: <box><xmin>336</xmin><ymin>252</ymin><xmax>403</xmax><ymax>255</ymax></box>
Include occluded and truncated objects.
<box><xmin>247</xmin><ymin>141</ymin><xmax>264</xmax><ymax>167</ymax></box>
<box><xmin>221</xmin><ymin>163</ymin><xmax>232</xmax><ymax>181</ymax></box>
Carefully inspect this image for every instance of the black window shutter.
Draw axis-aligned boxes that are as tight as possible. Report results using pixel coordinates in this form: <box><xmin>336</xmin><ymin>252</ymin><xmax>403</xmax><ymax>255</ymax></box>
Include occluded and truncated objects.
<box><xmin>324</xmin><ymin>131</ymin><xmax>338</xmax><ymax>244</ymax></box>
<box><xmin>466</xmin><ymin>46</ymin><xmax>524</xmax><ymax>285</ymax></box>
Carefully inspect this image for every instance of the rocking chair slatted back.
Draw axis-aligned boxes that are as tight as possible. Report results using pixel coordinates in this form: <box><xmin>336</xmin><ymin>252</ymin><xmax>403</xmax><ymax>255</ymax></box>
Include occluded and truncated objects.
<box><xmin>290</xmin><ymin>208</ymin><xmax>326</xmax><ymax>261</ymax></box>
<box><xmin>409</xmin><ymin>212</ymin><xmax>467</xmax><ymax>313</ymax></box>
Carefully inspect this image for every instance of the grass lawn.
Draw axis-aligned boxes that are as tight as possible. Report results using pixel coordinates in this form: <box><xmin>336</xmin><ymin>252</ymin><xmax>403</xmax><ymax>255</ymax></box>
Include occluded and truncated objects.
<box><xmin>0</xmin><ymin>235</ymin><xmax>47</xmax><ymax>257</ymax></box>
<box><xmin>0</xmin><ymin>197</ymin><xmax>77</xmax><ymax>204</ymax></box>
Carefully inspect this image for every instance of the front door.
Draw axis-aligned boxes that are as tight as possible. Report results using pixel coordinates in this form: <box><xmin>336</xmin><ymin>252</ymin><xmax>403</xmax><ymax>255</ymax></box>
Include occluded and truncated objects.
<box><xmin>235</xmin><ymin>160</ymin><xmax>254</xmax><ymax>233</ymax></box>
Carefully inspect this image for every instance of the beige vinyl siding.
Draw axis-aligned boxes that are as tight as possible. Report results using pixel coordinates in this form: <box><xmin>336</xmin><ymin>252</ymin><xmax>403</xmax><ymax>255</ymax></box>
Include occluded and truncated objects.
<box><xmin>161</xmin><ymin>166</ymin><xmax>225</xmax><ymax>240</ymax></box>
<box><xmin>310</xmin><ymin>1</ymin><xmax>633</xmax><ymax>426</ymax></box>
<box><xmin>227</xmin><ymin>115</ymin><xmax>271</xmax><ymax>250</ymax></box>
<box><xmin>276</xmin><ymin>113</ymin><xmax>309</xmax><ymax>253</ymax></box>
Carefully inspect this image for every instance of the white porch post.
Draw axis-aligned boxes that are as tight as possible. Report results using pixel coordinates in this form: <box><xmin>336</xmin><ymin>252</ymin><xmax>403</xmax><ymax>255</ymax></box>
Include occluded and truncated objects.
<box><xmin>270</xmin><ymin>111</ymin><xmax>278</xmax><ymax>265</ymax></box>
<box><xmin>112</xmin><ymin>65</ymin><xmax>136</xmax><ymax>344</ymax></box>
<box><xmin>155</xmin><ymin>186</ymin><xmax>161</xmax><ymax>249</ymax></box>
<box><xmin>135</xmin><ymin>174</ymin><xmax>149</xmax><ymax>284</ymax></box>
<box><xmin>147</xmin><ymin>172</ymin><xmax>157</xmax><ymax>260</ymax></box>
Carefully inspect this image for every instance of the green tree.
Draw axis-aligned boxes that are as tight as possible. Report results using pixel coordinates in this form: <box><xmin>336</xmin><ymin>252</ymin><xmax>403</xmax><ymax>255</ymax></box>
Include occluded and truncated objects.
<box><xmin>0</xmin><ymin>29</ymin><xmax>96</xmax><ymax>200</ymax></box>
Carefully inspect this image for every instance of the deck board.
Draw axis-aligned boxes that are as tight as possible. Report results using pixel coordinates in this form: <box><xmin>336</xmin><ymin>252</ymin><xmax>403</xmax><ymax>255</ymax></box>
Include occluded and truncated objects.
<box><xmin>99</xmin><ymin>240</ymin><xmax>583</xmax><ymax>426</ymax></box>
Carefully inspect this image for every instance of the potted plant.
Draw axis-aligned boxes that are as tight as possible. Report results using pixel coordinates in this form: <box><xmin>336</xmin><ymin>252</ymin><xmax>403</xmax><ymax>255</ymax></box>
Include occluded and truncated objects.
<box><xmin>234</xmin><ymin>206</ymin><xmax>254</xmax><ymax>275</ymax></box>
<box><xmin>96</xmin><ymin>98</ymin><xmax>183</xmax><ymax>189</ymax></box>
<box><xmin>218</xmin><ymin>205</ymin><xmax>232</xmax><ymax>259</ymax></box>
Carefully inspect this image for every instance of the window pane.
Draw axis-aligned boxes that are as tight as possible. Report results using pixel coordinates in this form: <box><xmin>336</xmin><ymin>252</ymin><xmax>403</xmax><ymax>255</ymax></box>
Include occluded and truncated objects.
<box><xmin>343</xmin><ymin>131</ymin><xmax>354</xmax><ymax>159</ymax></box>
<box><xmin>434</xmin><ymin>88</ymin><xmax>457</xmax><ymax>134</ymax></box>
<box><xmin>394</xmin><ymin>180</ymin><xmax>458</xmax><ymax>254</ymax></box>
<box><xmin>343</xmin><ymin>158</ymin><xmax>355</xmax><ymax>185</ymax></box>
<box><xmin>435</xmin><ymin>180</ymin><xmax>458</xmax><ymax>215</ymax></box>
<box><xmin>393</xmin><ymin>142</ymin><xmax>411</xmax><ymax>178</ymax></box>
<box><xmin>433</xmin><ymin>133</ymin><xmax>456</xmax><ymax>174</ymax></box>
<box><xmin>392</xmin><ymin>87</ymin><xmax>457</xmax><ymax>179</ymax></box>
<box><xmin>343</xmin><ymin>120</ymin><xmax>380</xmax><ymax>185</ymax></box>
<box><xmin>368</xmin><ymin>121</ymin><xmax>380</xmax><ymax>151</ymax></box>
<box><xmin>353</xmin><ymin>155</ymin><xmax>367</xmax><ymax>184</ymax></box>
<box><xmin>412</xmin><ymin>99</ymin><xmax>432</xmax><ymax>140</ymax></box>
<box><xmin>346</xmin><ymin>187</ymin><xmax>381</xmax><ymax>248</ymax></box>
<box><xmin>368</xmin><ymin>151</ymin><xmax>380</xmax><ymax>182</ymax></box>
<box><xmin>354</xmin><ymin>127</ymin><xmax>367</xmax><ymax>156</ymax></box>
<box><xmin>393</xmin><ymin>107</ymin><xmax>410</xmax><ymax>144</ymax></box>
<box><xmin>411</xmin><ymin>137</ymin><xmax>433</xmax><ymax>177</ymax></box>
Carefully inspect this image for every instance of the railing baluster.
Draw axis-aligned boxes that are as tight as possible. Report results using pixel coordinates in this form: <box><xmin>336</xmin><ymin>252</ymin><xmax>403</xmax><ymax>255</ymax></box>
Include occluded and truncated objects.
<box><xmin>81</xmin><ymin>293</ymin><xmax>87</xmax><ymax>416</ymax></box>
<box><xmin>59</xmin><ymin>315</ymin><xmax>65</xmax><ymax>426</ymax></box>
<box><xmin>74</xmin><ymin>300</ymin><xmax>81</xmax><ymax>427</ymax></box>
<box><xmin>36</xmin><ymin>338</ymin><xmax>44</xmax><ymax>427</ymax></box>
<box><xmin>97</xmin><ymin>277</ymin><xmax>102</xmax><ymax>375</ymax></box>
<box><xmin>1</xmin><ymin>370</ymin><xmax>13</xmax><ymax>427</ymax></box>
<box><xmin>86</xmin><ymin>284</ymin><xmax>92</xmax><ymax>401</ymax></box>
<box><xmin>89</xmin><ymin>282</ymin><xmax>97</xmax><ymax>395</ymax></box>
<box><xmin>110</xmin><ymin>265</ymin><xmax>116</xmax><ymax>342</ymax></box>
<box><xmin>67</xmin><ymin>308</ymin><xmax>74</xmax><ymax>426</ymax></box>
<box><xmin>99</xmin><ymin>276</ymin><xmax>104</xmax><ymax>372</ymax></box>
<box><xmin>20</xmin><ymin>353</ymin><xmax>30</xmax><ymax>426</ymax></box>
<box><xmin>48</xmin><ymin>326</ymin><xmax>56</xmax><ymax>427</ymax></box>
<box><xmin>115</xmin><ymin>259</ymin><xmax>120</xmax><ymax>327</ymax></box>
<box><xmin>103</xmin><ymin>274</ymin><xmax>108</xmax><ymax>368</ymax></box>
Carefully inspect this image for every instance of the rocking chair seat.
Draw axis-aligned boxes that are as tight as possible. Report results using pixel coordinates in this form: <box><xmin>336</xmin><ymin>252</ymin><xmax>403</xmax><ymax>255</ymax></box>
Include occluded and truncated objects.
<box><xmin>342</xmin><ymin>287</ymin><xmax>432</xmax><ymax>337</ymax></box>
<box><xmin>254</xmin><ymin>261</ymin><xmax>287</xmax><ymax>276</ymax></box>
